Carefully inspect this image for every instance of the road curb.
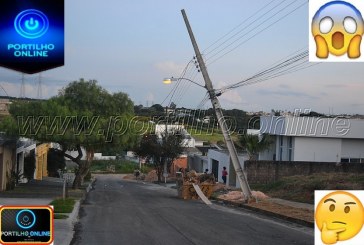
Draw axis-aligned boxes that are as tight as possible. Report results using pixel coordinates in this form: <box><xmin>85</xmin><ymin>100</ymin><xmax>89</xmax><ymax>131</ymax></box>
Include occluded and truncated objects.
<box><xmin>213</xmin><ymin>197</ymin><xmax>314</xmax><ymax>228</ymax></box>
<box><xmin>66</xmin><ymin>178</ymin><xmax>96</xmax><ymax>245</ymax></box>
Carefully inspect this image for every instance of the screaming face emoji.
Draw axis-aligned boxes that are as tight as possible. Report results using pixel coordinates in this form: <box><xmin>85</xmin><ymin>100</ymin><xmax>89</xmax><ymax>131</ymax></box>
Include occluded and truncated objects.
<box><xmin>315</xmin><ymin>191</ymin><xmax>364</xmax><ymax>244</ymax></box>
<box><xmin>312</xmin><ymin>1</ymin><xmax>364</xmax><ymax>59</ymax></box>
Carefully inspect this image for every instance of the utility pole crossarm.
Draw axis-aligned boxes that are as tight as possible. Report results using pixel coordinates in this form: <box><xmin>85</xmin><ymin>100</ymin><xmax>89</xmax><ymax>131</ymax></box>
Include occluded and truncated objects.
<box><xmin>181</xmin><ymin>9</ymin><xmax>252</xmax><ymax>202</ymax></box>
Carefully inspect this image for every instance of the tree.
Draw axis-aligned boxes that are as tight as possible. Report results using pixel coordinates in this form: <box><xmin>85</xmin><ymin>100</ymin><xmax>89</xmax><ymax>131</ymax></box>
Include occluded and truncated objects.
<box><xmin>3</xmin><ymin>79</ymin><xmax>137</xmax><ymax>189</ymax></box>
<box><xmin>134</xmin><ymin>130</ymin><xmax>185</xmax><ymax>182</ymax></box>
<box><xmin>238</xmin><ymin>133</ymin><xmax>272</xmax><ymax>160</ymax></box>
<box><xmin>23</xmin><ymin>150</ymin><xmax>36</xmax><ymax>181</ymax></box>
<box><xmin>169</xmin><ymin>102</ymin><xmax>176</xmax><ymax>109</ymax></box>
<box><xmin>47</xmin><ymin>148</ymin><xmax>66</xmax><ymax>177</ymax></box>
<box><xmin>151</xmin><ymin>104</ymin><xmax>164</xmax><ymax>113</ymax></box>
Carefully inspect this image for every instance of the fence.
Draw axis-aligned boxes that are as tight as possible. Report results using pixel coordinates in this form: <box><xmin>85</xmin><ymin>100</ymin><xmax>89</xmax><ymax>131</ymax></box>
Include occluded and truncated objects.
<box><xmin>245</xmin><ymin>160</ymin><xmax>364</xmax><ymax>184</ymax></box>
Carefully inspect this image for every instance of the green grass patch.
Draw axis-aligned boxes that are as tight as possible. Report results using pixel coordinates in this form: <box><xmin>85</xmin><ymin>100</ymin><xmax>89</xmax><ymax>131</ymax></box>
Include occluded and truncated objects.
<box><xmin>90</xmin><ymin>160</ymin><xmax>153</xmax><ymax>173</ymax></box>
<box><xmin>50</xmin><ymin>198</ymin><xmax>76</xmax><ymax>213</ymax></box>
<box><xmin>189</xmin><ymin>128</ymin><xmax>224</xmax><ymax>143</ymax></box>
<box><xmin>188</xmin><ymin>127</ymin><xmax>239</xmax><ymax>144</ymax></box>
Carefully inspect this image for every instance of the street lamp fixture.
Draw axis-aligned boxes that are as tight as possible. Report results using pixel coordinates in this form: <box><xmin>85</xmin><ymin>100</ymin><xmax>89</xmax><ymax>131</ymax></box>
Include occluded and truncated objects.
<box><xmin>162</xmin><ymin>78</ymin><xmax>173</xmax><ymax>85</ymax></box>
<box><xmin>163</xmin><ymin>77</ymin><xmax>206</xmax><ymax>89</ymax></box>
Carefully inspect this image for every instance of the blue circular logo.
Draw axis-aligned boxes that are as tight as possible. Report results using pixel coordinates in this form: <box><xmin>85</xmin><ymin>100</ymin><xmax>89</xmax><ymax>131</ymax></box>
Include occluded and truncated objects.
<box><xmin>16</xmin><ymin>209</ymin><xmax>36</xmax><ymax>229</ymax></box>
<box><xmin>14</xmin><ymin>9</ymin><xmax>49</xmax><ymax>39</ymax></box>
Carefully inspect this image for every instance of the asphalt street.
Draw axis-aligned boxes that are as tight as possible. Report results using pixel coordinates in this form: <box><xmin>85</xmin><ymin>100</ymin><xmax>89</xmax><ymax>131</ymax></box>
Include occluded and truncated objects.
<box><xmin>71</xmin><ymin>175</ymin><xmax>314</xmax><ymax>245</ymax></box>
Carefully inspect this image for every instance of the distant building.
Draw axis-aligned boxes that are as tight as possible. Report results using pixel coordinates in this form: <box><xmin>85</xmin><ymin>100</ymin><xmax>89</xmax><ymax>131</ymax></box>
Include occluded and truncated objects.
<box><xmin>0</xmin><ymin>99</ymin><xmax>11</xmax><ymax>116</ymax></box>
<box><xmin>93</xmin><ymin>153</ymin><xmax>116</xmax><ymax>160</ymax></box>
<box><xmin>259</xmin><ymin>116</ymin><xmax>364</xmax><ymax>163</ymax></box>
<box><xmin>155</xmin><ymin>125</ymin><xmax>195</xmax><ymax>147</ymax></box>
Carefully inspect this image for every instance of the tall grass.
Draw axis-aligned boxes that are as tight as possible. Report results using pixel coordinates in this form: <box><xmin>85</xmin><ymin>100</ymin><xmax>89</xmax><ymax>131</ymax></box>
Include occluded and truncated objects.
<box><xmin>251</xmin><ymin>173</ymin><xmax>364</xmax><ymax>204</ymax></box>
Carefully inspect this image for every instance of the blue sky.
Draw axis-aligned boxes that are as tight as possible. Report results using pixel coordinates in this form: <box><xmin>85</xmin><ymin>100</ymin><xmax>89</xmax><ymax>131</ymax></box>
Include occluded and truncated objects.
<box><xmin>1</xmin><ymin>0</ymin><xmax>364</xmax><ymax>114</ymax></box>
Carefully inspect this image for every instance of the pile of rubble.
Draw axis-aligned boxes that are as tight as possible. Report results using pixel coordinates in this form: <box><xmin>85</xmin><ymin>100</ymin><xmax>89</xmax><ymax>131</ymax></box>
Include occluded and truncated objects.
<box><xmin>182</xmin><ymin>170</ymin><xmax>215</xmax><ymax>184</ymax></box>
<box><xmin>176</xmin><ymin>170</ymin><xmax>216</xmax><ymax>200</ymax></box>
<box><xmin>218</xmin><ymin>190</ymin><xmax>269</xmax><ymax>203</ymax></box>
<box><xmin>144</xmin><ymin>170</ymin><xmax>158</xmax><ymax>182</ymax></box>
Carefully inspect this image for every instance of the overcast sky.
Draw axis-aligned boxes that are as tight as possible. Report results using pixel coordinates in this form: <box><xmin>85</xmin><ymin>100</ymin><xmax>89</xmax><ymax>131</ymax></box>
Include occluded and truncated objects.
<box><xmin>1</xmin><ymin>0</ymin><xmax>364</xmax><ymax>115</ymax></box>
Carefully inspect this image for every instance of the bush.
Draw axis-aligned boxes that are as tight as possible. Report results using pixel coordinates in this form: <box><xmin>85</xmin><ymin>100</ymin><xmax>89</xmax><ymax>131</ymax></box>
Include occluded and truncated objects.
<box><xmin>90</xmin><ymin>160</ymin><xmax>152</xmax><ymax>173</ymax></box>
<box><xmin>47</xmin><ymin>148</ymin><xmax>66</xmax><ymax>177</ymax></box>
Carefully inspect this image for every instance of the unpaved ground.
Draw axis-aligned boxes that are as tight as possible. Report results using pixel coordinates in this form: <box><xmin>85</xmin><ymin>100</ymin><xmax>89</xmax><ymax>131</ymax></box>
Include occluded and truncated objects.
<box><xmin>216</xmin><ymin>190</ymin><xmax>313</xmax><ymax>224</ymax></box>
<box><xmin>246</xmin><ymin>200</ymin><xmax>313</xmax><ymax>223</ymax></box>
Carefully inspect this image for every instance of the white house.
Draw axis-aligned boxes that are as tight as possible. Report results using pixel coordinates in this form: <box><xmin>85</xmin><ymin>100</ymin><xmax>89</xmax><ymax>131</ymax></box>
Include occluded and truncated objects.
<box><xmin>207</xmin><ymin>149</ymin><xmax>247</xmax><ymax>187</ymax></box>
<box><xmin>259</xmin><ymin>116</ymin><xmax>364</xmax><ymax>163</ymax></box>
<box><xmin>16</xmin><ymin>138</ymin><xmax>36</xmax><ymax>183</ymax></box>
<box><xmin>154</xmin><ymin>124</ymin><xmax>195</xmax><ymax>147</ymax></box>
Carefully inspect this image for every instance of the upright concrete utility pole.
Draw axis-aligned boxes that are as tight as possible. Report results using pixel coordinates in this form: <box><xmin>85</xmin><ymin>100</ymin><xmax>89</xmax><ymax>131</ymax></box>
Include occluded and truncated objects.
<box><xmin>181</xmin><ymin>9</ymin><xmax>252</xmax><ymax>201</ymax></box>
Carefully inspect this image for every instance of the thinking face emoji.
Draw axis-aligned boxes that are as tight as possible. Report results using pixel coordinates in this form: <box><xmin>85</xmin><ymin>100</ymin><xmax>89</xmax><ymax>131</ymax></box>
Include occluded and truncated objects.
<box><xmin>316</xmin><ymin>191</ymin><xmax>364</xmax><ymax>244</ymax></box>
<box><xmin>312</xmin><ymin>1</ymin><xmax>364</xmax><ymax>59</ymax></box>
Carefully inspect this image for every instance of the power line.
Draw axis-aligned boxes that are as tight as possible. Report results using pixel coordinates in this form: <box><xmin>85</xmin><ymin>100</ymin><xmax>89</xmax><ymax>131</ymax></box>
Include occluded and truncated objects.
<box><xmin>206</xmin><ymin>0</ymin><xmax>307</xmax><ymax>65</ymax></box>
<box><xmin>169</xmin><ymin>62</ymin><xmax>197</xmax><ymax>106</ymax></box>
<box><xmin>224</xmin><ymin>50</ymin><xmax>308</xmax><ymax>90</ymax></box>
<box><xmin>0</xmin><ymin>84</ymin><xmax>9</xmax><ymax>97</ymax></box>
<box><xmin>219</xmin><ymin>49</ymin><xmax>314</xmax><ymax>93</ymax></box>
<box><xmin>204</xmin><ymin>0</ymin><xmax>291</xmax><ymax>57</ymax></box>
<box><xmin>172</xmin><ymin>68</ymin><xmax>201</xmax><ymax>107</ymax></box>
<box><xmin>203</xmin><ymin>0</ymin><xmax>280</xmax><ymax>53</ymax></box>
<box><xmin>37</xmin><ymin>73</ymin><xmax>43</xmax><ymax>99</ymax></box>
<box><xmin>196</xmin><ymin>92</ymin><xmax>210</xmax><ymax>110</ymax></box>
<box><xmin>20</xmin><ymin>73</ymin><xmax>25</xmax><ymax>98</ymax></box>
<box><xmin>160</xmin><ymin>59</ymin><xmax>193</xmax><ymax>106</ymax></box>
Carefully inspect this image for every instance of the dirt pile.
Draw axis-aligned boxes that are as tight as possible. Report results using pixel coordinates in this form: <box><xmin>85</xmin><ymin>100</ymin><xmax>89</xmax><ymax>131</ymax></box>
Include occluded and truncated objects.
<box><xmin>145</xmin><ymin>170</ymin><xmax>158</xmax><ymax>182</ymax></box>
<box><xmin>217</xmin><ymin>190</ymin><xmax>269</xmax><ymax>203</ymax></box>
<box><xmin>122</xmin><ymin>174</ymin><xmax>135</xmax><ymax>180</ymax></box>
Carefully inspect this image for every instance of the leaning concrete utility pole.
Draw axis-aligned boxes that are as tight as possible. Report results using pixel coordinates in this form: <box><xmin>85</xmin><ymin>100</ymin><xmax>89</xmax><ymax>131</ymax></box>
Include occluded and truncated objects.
<box><xmin>181</xmin><ymin>9</ymin><xmax>252</xmax><ymax>201</ymax></box>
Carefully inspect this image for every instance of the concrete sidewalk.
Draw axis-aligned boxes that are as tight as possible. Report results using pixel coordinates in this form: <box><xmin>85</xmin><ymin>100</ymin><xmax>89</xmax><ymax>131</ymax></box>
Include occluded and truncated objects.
<box><xmin>0</xmin><ymin>177</ymin><xmax>92</xmax><ymax>245</ymax></box>
<box><xmin>54</xmin><ymin>200</ymin><xmax>80</xmax><ymax>245</ymax></box>
<box><xmin>0</xmin><ymin>197</ymin><xmax>80</xmax><ymax>245</ymax></box>
<box><xmin>0</xmin><ymin>197</ymin><xmax>52</xmax><ymax>205</ymax></box>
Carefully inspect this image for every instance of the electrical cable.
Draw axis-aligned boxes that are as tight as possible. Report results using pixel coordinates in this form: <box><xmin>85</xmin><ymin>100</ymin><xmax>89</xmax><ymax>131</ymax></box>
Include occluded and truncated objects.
<box><xmin>203</xmin><ymin>0</ymin><xmax>281</xmax><ymax>53</ymax></box>
<box><xmin>206</xmin><ymin>0</ymin><xmax>307</xmax><ymax>65</ymax></box>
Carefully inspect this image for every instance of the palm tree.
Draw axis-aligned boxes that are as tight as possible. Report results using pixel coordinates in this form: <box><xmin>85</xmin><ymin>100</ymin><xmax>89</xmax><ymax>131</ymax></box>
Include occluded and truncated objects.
<box><xmin>238</xmin><ymin>133</ymin><xmax>272</xmax><ymax>160</ymax></box>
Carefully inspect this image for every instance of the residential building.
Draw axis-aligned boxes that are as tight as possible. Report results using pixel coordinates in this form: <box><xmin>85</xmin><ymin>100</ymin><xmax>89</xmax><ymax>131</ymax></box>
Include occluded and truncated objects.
<box><xmin>35</xmin><ymin>143</ymin><xmax>51</xmax><ymax>180</ymax></box>
<box><xmin>16</xmin><ymin>138</ymin><xmax>36</xmax><ymax>183</ymax></box>
<box><xmin>188</xmin><ymin>154</ymin><xmax>208</xmax><ymax>173</ymax></box>
<box><xmin>0</xmin><ymin>137</ymin><xmax>16</xmax><ymax>191</ymax></box>
<box><xmin>207</xmin><ymin>149</ymin><xmax>247</xmax><ymax>187</ymax></box>
<box><xmin>187</xmin><ymin>144</ymin><xmax>219</xmax><ymax>173</ymax></box>
<box><xmin>259</xmin><ymin>116</ymin><xmax>364</xmax><ymax>163</ymax></box>
<box><xmin>155</xmin><ymin>124</ymin><xmax>195</xmax><ymax>147</ymax></box>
